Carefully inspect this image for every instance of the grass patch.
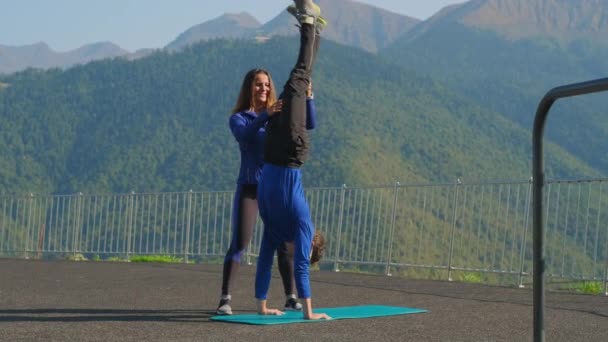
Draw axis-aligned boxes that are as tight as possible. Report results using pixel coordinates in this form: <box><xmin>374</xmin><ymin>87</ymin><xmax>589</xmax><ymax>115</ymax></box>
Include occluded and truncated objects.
<box><xmin>457</xmin><ymin>272</ymin><xmax>483</xmax><ymax>284</ymax></box>
<box><xmin>106</xmin><ymin>256</ymin><xmax>128</xmax><ymax>262</ymax></box>
<box><xmin>65</xmin><ymin>253</ymin><xmax>88</xmax><ymax>261</ymax></box>
<box><xmin>129</xmin><ymin>255</ymin><xmax>189</xmax><ymax>263</ymax></box>
<box><xmin>61</xmin><ymin>254</ymin><xmax>199</xmax><ymax>264</ymax></box>
<box><xmin>568</xmin><ymin>281</ymin><xmax>604</xmax><ymax>295</ymax></box>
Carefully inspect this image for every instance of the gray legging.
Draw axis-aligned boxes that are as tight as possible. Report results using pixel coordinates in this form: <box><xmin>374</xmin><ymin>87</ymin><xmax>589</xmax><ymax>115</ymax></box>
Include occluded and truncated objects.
<box><xmin>221</xmin><ymin>183</ymin><xmax>295</xmax><ymax>296</ymax></box>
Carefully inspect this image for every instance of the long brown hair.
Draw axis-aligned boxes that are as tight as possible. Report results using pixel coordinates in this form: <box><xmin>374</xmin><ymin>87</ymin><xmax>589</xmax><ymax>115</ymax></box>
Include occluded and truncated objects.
<box><xmin>310</xmin><ymin>230</ymin><xmax>326</xmax><ymax>265</ymax></box>
<box><xmin>231</xmin><ymin>68</ymin><xmax>277</xmax><ymax>114</ymax></box>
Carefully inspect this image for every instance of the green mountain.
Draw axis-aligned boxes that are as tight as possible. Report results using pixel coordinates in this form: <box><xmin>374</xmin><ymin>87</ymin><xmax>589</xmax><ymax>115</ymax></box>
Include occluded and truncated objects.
<box><xmin>381</xmin><ymin>1</ymin><xmax>608</xmax><ymax>176</ymax></box>
<box><xmin>0</xmin><ymin>36</ymin><xmax>599</xmax><ymax>195</ymax></box>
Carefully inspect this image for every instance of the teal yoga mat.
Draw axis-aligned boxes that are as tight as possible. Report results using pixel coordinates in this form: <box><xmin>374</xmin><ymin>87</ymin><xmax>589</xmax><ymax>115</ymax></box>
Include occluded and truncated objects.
<box><xmin>210</xmin><ymin>305</ymin><xmax>427</xmax><ymax>325</ymax></box>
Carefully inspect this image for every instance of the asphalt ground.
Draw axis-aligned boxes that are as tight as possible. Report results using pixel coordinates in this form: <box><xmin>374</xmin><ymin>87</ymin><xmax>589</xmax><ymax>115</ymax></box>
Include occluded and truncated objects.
<box><xmin>0</xmin><ymin>259</ymin><xmax>606</xmax><ymax>341</ymax></box>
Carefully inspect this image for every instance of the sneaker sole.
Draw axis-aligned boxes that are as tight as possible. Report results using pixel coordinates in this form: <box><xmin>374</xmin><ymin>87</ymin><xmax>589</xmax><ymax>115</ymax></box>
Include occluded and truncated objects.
<box><xmin>216</xmin><ymin>305</ymin><xmax>233</xmax><ymax>315</ymax></box>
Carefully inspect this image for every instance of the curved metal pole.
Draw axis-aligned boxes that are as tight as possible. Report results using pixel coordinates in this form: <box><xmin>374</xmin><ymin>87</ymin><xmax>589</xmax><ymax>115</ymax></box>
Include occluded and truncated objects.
<box><xmin>532</xmin><ymin>77</ymin><xmax>608</xmax><ymax>342</ymax></box>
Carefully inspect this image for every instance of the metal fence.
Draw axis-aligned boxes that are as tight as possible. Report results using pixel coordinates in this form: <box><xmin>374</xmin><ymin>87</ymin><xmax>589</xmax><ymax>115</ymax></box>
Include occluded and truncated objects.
<box><xmin>1</xmin><ymin>178</ymin><xmax>607</xmax><ymax>294</ymax></box>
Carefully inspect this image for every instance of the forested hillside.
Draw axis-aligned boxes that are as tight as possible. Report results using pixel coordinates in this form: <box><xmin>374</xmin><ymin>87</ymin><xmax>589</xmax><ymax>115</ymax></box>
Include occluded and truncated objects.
<box><xmin>0</xmin><ymin>37</ymin><xmax>600</xmax><ymax>195</ymax></box>
<box><xmin>381</xmin><ymin>10</ymin><xmax>608</xmax><ymax>176</ymax></box>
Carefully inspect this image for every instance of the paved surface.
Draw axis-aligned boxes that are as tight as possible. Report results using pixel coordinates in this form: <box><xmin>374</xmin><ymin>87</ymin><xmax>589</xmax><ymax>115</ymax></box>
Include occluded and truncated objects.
<box><xmin>0</xmin><ymin>259</ymin><xmax>606</xmax><ymax>341</ymax></box>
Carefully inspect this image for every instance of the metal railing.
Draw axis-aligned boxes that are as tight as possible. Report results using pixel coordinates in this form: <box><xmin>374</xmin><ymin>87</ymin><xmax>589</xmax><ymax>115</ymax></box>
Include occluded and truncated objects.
<box><xmin>1</xmin><ymin>179</ymin><xmax>606</xmax><ymax>294</ymax></box>
<box><xmin>532</xmin><ymin>77</ymin><xmax>608</xmax><ymax>341</ymax></box>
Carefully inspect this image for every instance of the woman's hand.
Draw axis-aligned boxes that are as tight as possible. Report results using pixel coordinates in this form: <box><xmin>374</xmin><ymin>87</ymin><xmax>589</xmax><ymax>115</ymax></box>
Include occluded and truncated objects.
<box><xmin>268</xmin><ymin>100</ymin><xmax>283</xmax><ymax>116</ymax></box>
<box><xmin>257</xmin><ymin>299</ymin><xmax>285</xmax><ymax>316</ymax></box>
<box><xmin>259</xmin><ymin>308</ymin><xmax>285</xmax><ymax>316</ymax></box>
<box><xmin>305</xmin><ymin>312</ymin><xmax>332</xmax><ymax>320</ymax></box>
<box><xmin>302</xmin><ymin>298</ymin><xmax>331</xmax><ymax>320</ymax></box>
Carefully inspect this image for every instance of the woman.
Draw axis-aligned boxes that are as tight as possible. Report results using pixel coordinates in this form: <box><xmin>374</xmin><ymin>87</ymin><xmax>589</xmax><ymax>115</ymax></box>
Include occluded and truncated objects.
<box><xmin>255</xmin><ymin>0</ymin><xmax>331</xmax><ymax>321</ymax></box>
<box><xmin>218</xmin><ymin>65</ymin><xmax>318</xmax><ymax>315</ymax></box>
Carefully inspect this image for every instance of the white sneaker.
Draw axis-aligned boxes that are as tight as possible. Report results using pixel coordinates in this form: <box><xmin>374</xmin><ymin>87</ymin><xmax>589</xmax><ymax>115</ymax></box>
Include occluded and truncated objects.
<box><xmin>284</xmin><ymin>297</ymin><xmax>303</xmax><ymax>311</ymax></box>
<box><xmin>216</xmin><ymin>298</ymin><xmax>232</xmax><ymax>315</ymax></box>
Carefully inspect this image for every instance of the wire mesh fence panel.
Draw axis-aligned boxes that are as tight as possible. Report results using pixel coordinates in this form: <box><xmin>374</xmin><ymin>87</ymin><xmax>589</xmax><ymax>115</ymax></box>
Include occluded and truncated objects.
<box><xmin>1</xmin><ymin>179</ymin><xmax>606</xmax><ymax>292</ymax></box>
<box><xmin>542</xmin><ymin>180</ymin><xmax>607</xmax><ymax>281</ymax></box>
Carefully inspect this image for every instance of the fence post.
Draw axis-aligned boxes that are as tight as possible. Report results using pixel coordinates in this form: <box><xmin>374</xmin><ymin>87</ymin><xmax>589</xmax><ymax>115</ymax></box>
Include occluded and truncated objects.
<box><xmin>69</xmin><ymin>194</ymin><xmax>78</xmax><ymax>258</ymax></box>
<box><xmin>386</xmin><ymin>182</ymin><xmax>400</xmax><ymax>277</ymax></box>
<box><xmin>24</xmin><ymin>193</ymin><xmax>34</xmax><ymax>259</ymax></box>
<box><xmin>77</xmin><ymin>192</ymin><xmax>84</xmax><ymax>255</ymax></box>
<box><xmin>519</xmin><ymin>177</ymin><xmax>533</xmax><ymax>288</ymax></box>
<box><xmin>601</xmin><ymin>182</ymin><xmax>607</xmax><ymax>296</ymax></box>
<box><xmin>333</xmin><ymin>184</ymin><xmax>347</xmax><ymax>272</ymax></box>
<box><xmin>184</xmin><ymin>190</ymin><xmax>193</xmax><ymax>264</ymax></box>
<box><xmin>73</xmin><ymin>193</ymin><xmax>79</xmax><ymax>257</ymax></box>
<box><xmin>447</xmin><ymin>179</ymin><xmax>462</xmax><ymax>281</ymax></box>
<box><xmin>604</xmin><ymin>229</ymin><xmax>607</xmax><ymax>295</ymax></box>
<box><xmin>126</xmin><ymin>191</ymin><xmax>135</xmax><ymax>261</ymax></box>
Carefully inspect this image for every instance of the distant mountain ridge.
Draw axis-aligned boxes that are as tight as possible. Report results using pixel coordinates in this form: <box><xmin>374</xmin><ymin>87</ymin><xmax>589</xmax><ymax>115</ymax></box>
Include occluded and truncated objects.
<box><xmin>167</xmin><ymin>0</ymin><xmax>420</xmax><ymax>52</ymax></box>
<box><xmin>2</xmin><ymin>0</ymin><xmax>607</xmax><ymax>74</ymax></box>
<box><xmin>166</xmin><ymin>12</ymin><xmax>261</xmax><ymax>51</ymax></box>
<box><xmin>251</xmin><ymin>0</ymin><xmax>420</xmax><ymax>52</ymax></box>
<box><xmin>0</xmin><ymin>42</ymin><xmax>128</xmax><ymax>74</ymax></box>
<box><xmin>412</xmin><ymin>0</ymin><xmax>608</xmax><ymax>42</ymax></box>
<box><xmin>1</xmin><ymin>0</ymin><xmax>419</xmax><ymax>74</ymax></box>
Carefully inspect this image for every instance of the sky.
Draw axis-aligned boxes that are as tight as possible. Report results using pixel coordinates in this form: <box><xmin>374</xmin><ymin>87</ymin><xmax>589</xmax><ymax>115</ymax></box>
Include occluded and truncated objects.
<box><xmin>0</xmin><ymin>0</ymin><xmax>466</xmax><ymax>52</ymax></box>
